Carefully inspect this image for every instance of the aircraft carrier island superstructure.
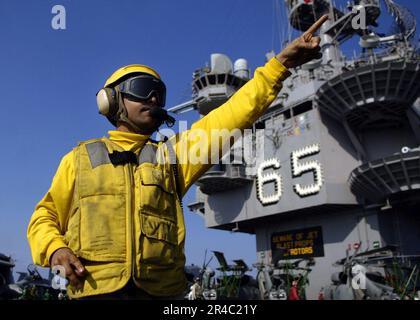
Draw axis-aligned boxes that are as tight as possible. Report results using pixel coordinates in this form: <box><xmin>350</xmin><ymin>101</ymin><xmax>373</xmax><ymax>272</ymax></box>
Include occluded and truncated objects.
<box><xmin>170</xmin><ymin>0</ymin><xmax>420</xmax><ymax>299</ymax></box>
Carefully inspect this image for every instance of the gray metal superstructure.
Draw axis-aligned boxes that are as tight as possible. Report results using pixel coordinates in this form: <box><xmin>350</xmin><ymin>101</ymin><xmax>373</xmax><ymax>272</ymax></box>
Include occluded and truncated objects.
<box><xmin>170</xmin><ymin>0</ymin><xmax>420</xmax><ymax>299</ymax></box>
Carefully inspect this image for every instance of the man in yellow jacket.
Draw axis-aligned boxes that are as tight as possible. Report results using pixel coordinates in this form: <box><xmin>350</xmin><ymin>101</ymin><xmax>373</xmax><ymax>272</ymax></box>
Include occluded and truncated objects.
<box><xmin>28</xmin><ymin>16</ymin><xmax>328</xmax><ymax>299</ymax></box>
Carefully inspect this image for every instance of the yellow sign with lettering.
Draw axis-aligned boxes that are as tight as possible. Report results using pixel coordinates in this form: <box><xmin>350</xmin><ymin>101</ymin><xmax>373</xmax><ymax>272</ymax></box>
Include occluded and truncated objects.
<box><xmin>271</xmin><ymin>226</ymin><xmax>324</xmax><ymax>261</ymax></box>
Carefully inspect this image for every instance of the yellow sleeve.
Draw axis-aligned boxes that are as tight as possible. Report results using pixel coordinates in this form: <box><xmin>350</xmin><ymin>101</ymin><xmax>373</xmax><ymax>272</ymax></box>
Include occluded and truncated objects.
<box><xmin>27</xmin><ymin>150</ymin><xmax>75</xmax><ymax>267</ymax></box>
<box><xmin>172</xmin><ymin>57</ymin><xmax>291</xmax><ymax>195</ymax></box>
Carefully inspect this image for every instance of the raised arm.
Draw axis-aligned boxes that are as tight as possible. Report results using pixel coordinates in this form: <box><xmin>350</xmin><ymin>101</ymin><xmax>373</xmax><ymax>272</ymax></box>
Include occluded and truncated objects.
<box><xmin>171</xmin><ymin>15</ymin><xmax>329</xmax><ymax>195</ymax></box>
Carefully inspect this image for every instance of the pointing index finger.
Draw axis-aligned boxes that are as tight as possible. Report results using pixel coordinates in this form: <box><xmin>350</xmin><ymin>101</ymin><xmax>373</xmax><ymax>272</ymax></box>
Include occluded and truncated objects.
<box><xmin>303</xmin><ymin>14</ymin><xmax>329</xmax><ymax>41</ymax></box>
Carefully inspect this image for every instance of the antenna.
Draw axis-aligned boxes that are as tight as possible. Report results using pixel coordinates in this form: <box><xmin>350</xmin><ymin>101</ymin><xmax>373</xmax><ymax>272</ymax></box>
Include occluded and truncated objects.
<box><xmin>232</xmin><ymin>222</ymin><xmax>239</xmax><ymax>232</ymax></box>
<box><xmin>328</xmin><ymin>0</ymin><xmax>335</xmax><ymax>23</ymax></box>
<box><xmin>201</xmin><ymin>249</ymin><xmax>214</xmax><ymax>270</ymax></box>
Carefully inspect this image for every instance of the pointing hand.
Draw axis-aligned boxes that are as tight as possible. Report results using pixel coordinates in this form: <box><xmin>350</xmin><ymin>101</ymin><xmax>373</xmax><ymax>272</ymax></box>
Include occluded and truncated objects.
<box><xmin>276</xmin><ymin>15</ymin><xmax>329</xmax><ymax>69</ymax></box>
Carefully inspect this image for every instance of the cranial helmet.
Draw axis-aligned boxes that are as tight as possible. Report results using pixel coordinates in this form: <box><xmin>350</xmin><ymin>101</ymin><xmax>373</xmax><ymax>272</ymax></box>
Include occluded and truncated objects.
<box><xmin>96</xmin><ymin>64</ymin><xmax>165</xmax><ymax>128</ymax></box>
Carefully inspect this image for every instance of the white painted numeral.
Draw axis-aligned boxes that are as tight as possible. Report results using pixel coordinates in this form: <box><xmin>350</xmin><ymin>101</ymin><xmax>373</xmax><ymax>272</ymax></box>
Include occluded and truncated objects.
<box><xmin>291</xmin><ymin>144</ymin><xmax>323</xmax><ymax>197</ymax></box>
<box><xmin>256</xmin><ymin>158</ymin><xmax>282</xmax><ymax>205</ymax></box>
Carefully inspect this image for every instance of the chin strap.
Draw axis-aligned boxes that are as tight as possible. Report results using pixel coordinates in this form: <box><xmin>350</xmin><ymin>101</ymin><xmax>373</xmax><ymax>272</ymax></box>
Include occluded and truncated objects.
<box><xmin>115</xmin><ymin>88</ymin><xmax>145</xmax><ymax>133</ymax></box>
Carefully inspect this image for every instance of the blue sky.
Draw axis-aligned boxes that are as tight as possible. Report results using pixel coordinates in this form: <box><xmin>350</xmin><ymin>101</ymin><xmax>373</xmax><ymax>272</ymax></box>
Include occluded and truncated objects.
<box><xmin>0</xmin><ymin>0</ymin><xmax>419</xmax><ymax>279</ymax></box>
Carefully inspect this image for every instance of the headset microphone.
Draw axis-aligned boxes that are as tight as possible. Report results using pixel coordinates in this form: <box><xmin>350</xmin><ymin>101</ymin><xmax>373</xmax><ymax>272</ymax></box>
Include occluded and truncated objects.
<box><xmin>149</xmin><ymin>106</ymin><xmax>176</xmax><ymax>127</ymax></box>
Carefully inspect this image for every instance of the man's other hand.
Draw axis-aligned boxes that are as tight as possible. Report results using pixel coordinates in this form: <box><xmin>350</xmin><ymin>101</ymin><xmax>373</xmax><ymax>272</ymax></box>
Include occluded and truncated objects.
<box><xmin>276</xmin><ymin>15</ymin><xmax>329</xmax><ymax>69</ymax></box>
<box><xmin>50</xmin><ymin>247</ymin><xmax>87</xmax><ymax>290</ymax></box>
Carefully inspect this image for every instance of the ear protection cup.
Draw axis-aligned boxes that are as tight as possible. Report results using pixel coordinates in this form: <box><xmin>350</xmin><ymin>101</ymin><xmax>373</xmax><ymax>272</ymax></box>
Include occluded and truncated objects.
<box><xmin>96</xmin><ymin>87</ymin><xmax>118</xmax><ymax>117</ymax></box>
